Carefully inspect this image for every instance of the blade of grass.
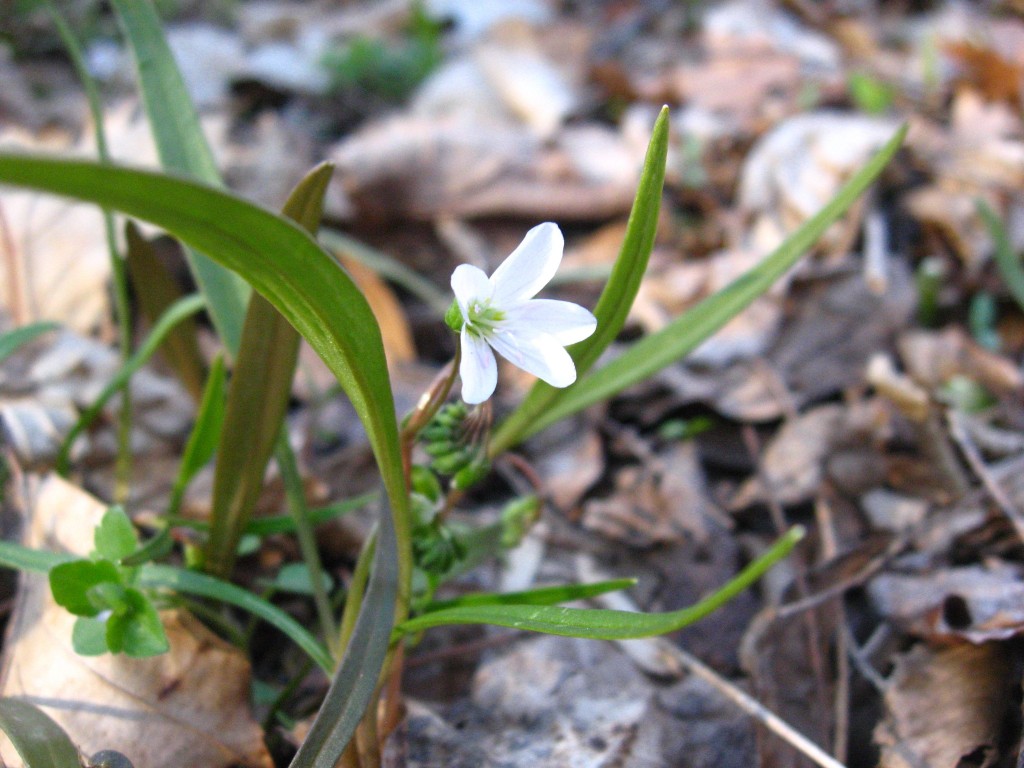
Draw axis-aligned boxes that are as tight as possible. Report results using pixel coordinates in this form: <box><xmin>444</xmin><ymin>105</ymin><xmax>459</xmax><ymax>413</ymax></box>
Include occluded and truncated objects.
<box><xmin>0</xmin><ymin>697</ymin><xmax>82</xmax><ymax>767</ymax></box>
<box><xmin>0</xmin><ymin>322</ymin><xmax>59</xmax><ymax>364</ymax></box>
<box><xmin>424</xmin><ymin>578</ymin><xmax>637</xmax><ymax>612</ymax></box>
<box><xmin>0</xmin><ymin>541</ymin><xmax>334</xmax><ymax>673</ymax></box>
<box><xmin>56</xmin><ymin>293</ymin><xmax>207</xmax><ymax>475</ymax></box>
<box><xmin>46</xmin><ymin>1</ymin><xmax>135</xmax><ymax>500</ymax></box>
<box><xmin>498</xmin><ymin>124</ymin><xmax>907</xmax><ymax>445</ymax></box>
<box><xmin>109</xmin><ymin>0</ymin><xmax>249</xmax><ymax>350</ymax></box>
<box><xmin>204</xmin><ymin>165</ymin><xmax>333</xmax><ymax>578</ymax></box>
<box><xmin>320</xmin><ymin>229</ymin><xmax>450</xmax><ymax>314</ymax></box>
<box><xmin>167</xmin><ymin>353</ymin><xmax>227</xmax><ymax>517</ymax></box>
<box><xmin>397</xmin><ymin>527</ymin><xmax>802</xmax><ymax>639</ymax></box>
<box><xmin>125</xmin><ymin>221</ymin><xmax>208</xmax><ymax>401</ymax></box>
<box><xmin>977</xmin><ymin>198</ymin><xmax>1024</xmax><ymax>310</ymax></box>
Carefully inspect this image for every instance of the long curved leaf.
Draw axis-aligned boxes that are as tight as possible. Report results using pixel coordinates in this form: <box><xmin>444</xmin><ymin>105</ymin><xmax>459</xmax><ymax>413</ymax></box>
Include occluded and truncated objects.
<box><xmin>397</xmin><ymin>527</ymin><xmax>803</xmax><ymax>639</ymax></box>
<box><xmin>0</xmin><ymin>322</ymin><xmax>59</xmax><ymax>365</ymax></box>
<box><xmin>492</xmin><ymin>107</ymin><xmax>669</xmax><ymax>455</ymax></box>
<box><xmin>289</xmin><ymin>494</ymin><xmax>399</xmax><ymax>768</ymax></box>
<box><xmin>0</xmin><ymin>155</ymin><xmax>409</xmax><ymax>536</ymax></box>
<box><xmin>0</xmin><ymin>541</ymin><xmax>333</xmax><ymax>673</ymax></box>
<box><xmin>506</xmin><ymin>124</ymin><xmax>907</xmax><ymax>443</ymax></box>
<box><xmin>0</xmin><ymin>697</ymin><xmax>82</xmax><ymax>767</ymax></box>
<box><xmin>205</xmin><ymin>163</ymin><xmax>332</xmax><ymax>578</ymax></box>
<box><xmin>110</xmin><ymin>0</ymin><xmax>249</xmax><ymax>349</ymax></box>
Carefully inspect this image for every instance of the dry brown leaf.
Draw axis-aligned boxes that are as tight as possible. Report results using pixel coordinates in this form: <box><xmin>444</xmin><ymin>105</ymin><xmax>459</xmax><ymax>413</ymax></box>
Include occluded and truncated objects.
<box><xmin>0</xmin><ymin>474</ymin><xmax>271</xmax><ymax>768</ymax></box>
<box><xmin>875</xmin><ymin>643</ymin><xmax>1014</xmax><ymax>768</ymax></box>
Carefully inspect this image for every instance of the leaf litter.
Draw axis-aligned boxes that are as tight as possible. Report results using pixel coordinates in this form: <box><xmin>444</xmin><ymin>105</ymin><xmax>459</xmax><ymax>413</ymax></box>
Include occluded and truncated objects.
<box><xmin>2</xmin><ymin>0</ymin><xmax>1024</xmax><ymax>766</ymax></box>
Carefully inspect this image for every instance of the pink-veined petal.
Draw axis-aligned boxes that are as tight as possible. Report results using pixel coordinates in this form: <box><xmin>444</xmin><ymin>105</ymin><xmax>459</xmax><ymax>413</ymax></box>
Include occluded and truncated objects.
<box><xmin>490</xmin><ymin>222</ymin><xmax>564</xmax><ymax>306</ymax></box>
<box><xmin>489</xmin><ymin>327</ymin><xmax>577</xmax><ymax>388</ymax></box>
<box><xmin>505</xmin><ymin>299</ymin><xmax>597</xmax><ymax>346</ymax></box>
<box><xmin>451</xmin><ymin>264</ymin><xmax>492</xmax><ymax>317</ymax></box>
<box><xmin>459</xmin><ymin>329</ymin><xmax>498</xmax><ymax>404</ymax></box>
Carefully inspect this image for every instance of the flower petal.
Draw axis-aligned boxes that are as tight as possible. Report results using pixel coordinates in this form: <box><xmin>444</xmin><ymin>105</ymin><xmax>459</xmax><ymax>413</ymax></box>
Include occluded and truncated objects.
<box><xmin>459</xmin><ymin>329</ymin><xmax>498</xmax><ymax>404</ymax></box>
<box><xmin>490</xmin><ymin>222</ymin><xmax>563</xmax><ymax>306</ymax></box>
<box><xmin>451</xmin><ymin>264</ymin><xmax>492</xmax><ymax>317</ymax></box>
<box><xmin>505</xmin><ymin>299</ymin><xmax>597</xmax><ymax>345</ymax></box>
<box><xmin>489</xmin><ymin>327</ymin><xmax>577</xmax><ymax>388</ymax></box>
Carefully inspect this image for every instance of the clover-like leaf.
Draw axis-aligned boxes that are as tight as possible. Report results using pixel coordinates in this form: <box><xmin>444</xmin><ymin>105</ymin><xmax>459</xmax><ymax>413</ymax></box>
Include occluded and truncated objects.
<box><xmin>106</xmin><ymin>588</ymin><xmax>169</xmax><ymax>657</ymax></box>
<box><xmin>49</xmin><ymin>559</ymin><xmax>121</xmax><ymax>617</ymax></box>
<box><xmin>94</xmin><ymin>506</ymin><xmax>138</xmax><ymax>563</ymax></box>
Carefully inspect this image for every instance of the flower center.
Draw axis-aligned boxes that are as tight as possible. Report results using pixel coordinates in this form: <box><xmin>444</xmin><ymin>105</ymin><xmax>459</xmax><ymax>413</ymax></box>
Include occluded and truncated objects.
<box><xmin>464</xmin><ymin>299</ymin><xmax>505</xmax><ymax>338</ymax></box>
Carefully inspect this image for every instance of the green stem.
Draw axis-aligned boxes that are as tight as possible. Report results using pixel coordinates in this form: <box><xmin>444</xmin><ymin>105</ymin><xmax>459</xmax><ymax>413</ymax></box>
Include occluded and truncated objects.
<box><xmin>337</xmin><ymin>532</ymin><xmax>375</xmax><ymax>651</ymax></box>
<box><xmin>47</xmin><ymin>3</ymin><xmax>135</xmax><ymax>497</ymax></box>
<box><xmin>275</xmin><ymin>434</ymin><xmax>338</xmax><ymax>658</ymax></box>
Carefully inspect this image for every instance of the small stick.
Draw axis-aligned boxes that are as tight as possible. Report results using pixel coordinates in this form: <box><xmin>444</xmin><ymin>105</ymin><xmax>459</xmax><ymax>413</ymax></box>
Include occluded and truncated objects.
<box><xmin>666</xmin><ymin>642</ymin><xmax>849</xmax><ymax>768</ymax></box>
<box><xmin>947</xmin><ymin>410</ymin><xmax>1024</xmax><ymax>543</ymax></box>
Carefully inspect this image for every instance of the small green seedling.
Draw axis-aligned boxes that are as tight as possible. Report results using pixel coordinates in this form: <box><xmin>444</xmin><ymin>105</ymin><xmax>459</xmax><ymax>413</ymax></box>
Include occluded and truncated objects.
<box><xmin>49</xmin><ymin>507</ymin><xmax>169</xmax><ymax>657</ymax></box>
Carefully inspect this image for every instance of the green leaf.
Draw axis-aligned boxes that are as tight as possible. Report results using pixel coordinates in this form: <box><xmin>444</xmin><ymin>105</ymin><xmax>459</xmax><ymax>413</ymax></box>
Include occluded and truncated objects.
<box><xmin>107</xmin><ymin>588</ymin><xmax>169</xmax><ymax>657</ymax></box>
<box><xmin>0</xmin><ymin>541</ymin><xmax>72</xmax><ymax>573</ymax></box>
<box><xmin>492</xmin><ymin>107</ymin><xmax>669</xmax><ymax>455</ymax></box>
<box><xmin>397</xmin><ymin>527</ymin><xmax>803</xmax><ymax>639</ymax></box>
<box><xmin>72</xmin><ymin>616</ymin><xmax>109</xmax><ymax>656</ymax></box>
<box><xmin>110</xmin><ymin>0</ymin><xmax>250</xmax><ymax>350</ymax></box>
<box><xmin>206</xmin><ymin>163</ymin><xmax>333</xmax><ymax>578</ymax></box>
<box><xmin>264</xmin><ymin>563</ymin><xmax>335</xmax><ymax>597</ymax></box>
<box><xmin>0</xmin><ymin>696</ymin><xmax>82</xmax><ymax>767</ymax></box>
<box><xmin>289</xmin><ymin>494</ymin><xmax>399</xmax><ymax>768</ymax></box>
<box><xmin>0</xmin><ymin>322</ymin><xmax>59</xmax><ymax>365</ymax></box>
<box><xmin>55</xmin><ymin>293</ymin><xmax>207</xmax><ymax>474</ymax></box>
<box><xmin>49</xmin><ymin>559</ymin><xmax>121</xmax><ymax>617</ymax></box>
<box><xmin>0</xmin><ymin>156</ymin><xmax>409</xmax><ymax>566</ymax></box>
<box><xmin>168</xmin><ymin>353</ymin><xmax>227</xmax><ymax>517</ymax></box>
<box><xmin>136</xmin><ymin>563</ymin><xmax>333</xmax><ymax>673</ymax></box>
<box><xmin>125</xmin><ymin>220</ymin><xmax>208</xmax><ymax>401</ymax></box>
<box><xmin>977</xmin><ymin>198</ymin><xmax>1024</xmax><ymax>311</ymax></box>
<box><xmin>94</xmin><ymin>506</ymin><xmax>138</xmax><ymax>563</ymax></box>
<box><xmin>425</xmin><ymin>578</ymin><xmax>637</xmax><ymax>612</ymax></box>
<box><xmin>500</xmin><ymin>124</ymin><xmax>908</xmax><ymax>444</ymax></box>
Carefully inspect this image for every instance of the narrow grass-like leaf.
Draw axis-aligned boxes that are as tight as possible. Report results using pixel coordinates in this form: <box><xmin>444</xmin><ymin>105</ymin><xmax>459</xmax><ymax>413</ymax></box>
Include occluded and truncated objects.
<box><xmin>110</xmin><ymin>0</ymin><xmax>249</xmax><ymax>349</ymax></box>
<box><xmin>167</xmin><ymin>353</ymin><xmax>226</xmax><ymax>517</ymax></box>
<box><xmin>56</xmin><ymin>294</ymin><xmax>206</xmax><ymax>474</ymax></box>
<box><xmin>320</xmin><ymin>229</ymin><xmax>450</xmax><ymax>314</ymax></box>
<box><xmin>0</xmin><ymin>156</ymin><xmax>408</xmax><ymax>543</ymax></box>
<box><xmin>167</xmin><ymin>493</ymin><xmax>376</xmax><ymax>536</ymax></box>
<box><xmin>0</xmin><ymin>697</ymin><xmax>82</xmax><ymax>767</ymax></box>
<box><xmin>205</xmin><ymin>164</ymin><xmax>333</xmax><ymax>578</ymax></box>
<box><xmin>491</xmin><ymin>107</ymin><xmax>669</xmax><ymax>455</ymax></box>
<box><xmin>977</xmin><ymin>198</ymin><xmax>1024</xmax><ymax>311</ymax></box>
<box><xmin>0</xmin><ymin>540</ymin><xmax>332</xmax><ymax>672</ymax></box>
<box><xmin>425</xmin><ymin>578</ymin><xmax>637</xmax><ymax>612</ymax></box>
<box><xmin>137</xmin><ymin>564</ymin><xmax>333</xmax><ymax>672</ymax></box>
<box><xmin>125</xmin><ymin>221</ymin><xmax>208</xmax><ymax>401</ymax></box>
<box><xmin>0</xmin><ymin>322</ymin><xmax>59</xmax><ymax>364</ymax></box>
<box><xmin>289</xmin><ymin>493</ymin><xmax>399</xmax><ymax>768</ymax></box>
<box><xmin>398</xmin><ymin>527</ymin><xmax>803</xmax><ymax>639</ymax></box>
<box><xmin>499</xmin><ymin>125</ymin><xmax>907</xmax><ymax>444</ymax></box>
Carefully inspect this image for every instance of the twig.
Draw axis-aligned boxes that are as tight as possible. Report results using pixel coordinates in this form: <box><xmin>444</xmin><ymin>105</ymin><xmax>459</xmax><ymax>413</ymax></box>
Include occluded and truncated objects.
<box><xmin>815</xmin><ymin>495</ymin><xmax>848</xmax><ymax>764</ymax></box>
<box><xmin>946</xmin><ymin>409</ymin><xmax>1024</xmax><ymax>543</ymax></box>
<box><xmin>665</xmin><ymin>642</ymin><xmax>849</xmax><ymax>768</ymax></box>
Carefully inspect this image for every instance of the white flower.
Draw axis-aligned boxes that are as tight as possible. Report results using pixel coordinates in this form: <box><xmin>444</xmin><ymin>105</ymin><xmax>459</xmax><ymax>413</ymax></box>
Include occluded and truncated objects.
<box><xmin>449</xmin><ymin>222</ymin><xmax>597</xmax><ymax>404</ymax></box>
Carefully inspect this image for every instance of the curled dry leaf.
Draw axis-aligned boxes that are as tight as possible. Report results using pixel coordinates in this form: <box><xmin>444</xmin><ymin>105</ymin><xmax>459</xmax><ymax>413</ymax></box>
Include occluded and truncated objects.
<box><xmin>0</xmin><ymin>474</ymin><xmax>271</xmax><ymax>768</ymax></box>
<box><xmin>875</xmin><ymin>642</ymin><xmax>1014</xmax><ymax>768</ymax></box>
<box><xmin>868</xmin><ymin>563</ymin><xmax>1024</xmax><ymax>643</ymax></box>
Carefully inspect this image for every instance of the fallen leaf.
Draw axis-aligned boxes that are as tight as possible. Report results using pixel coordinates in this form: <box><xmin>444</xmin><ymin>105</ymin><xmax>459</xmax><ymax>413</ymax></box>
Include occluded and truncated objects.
<box><xmin>875</xmin><ymin>642</ymin><xmax>1014</xmax><ymax>768</ymax></box>
<box><xmin>0</xmin><ymin>474</ymin><xmax>272</xmax><ymax>768</ymax></box>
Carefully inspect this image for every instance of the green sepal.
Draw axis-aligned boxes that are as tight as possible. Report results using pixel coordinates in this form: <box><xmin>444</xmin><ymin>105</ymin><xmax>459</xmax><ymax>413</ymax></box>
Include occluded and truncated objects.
<box><xmin>444</xmin><ymin>300</ymin><xmax>463</xmax><ymax>332</ymax></box>
<box><xmin>94</xmin><ymin>506</ymin><xmax>138</xmax><ymax>563</ymax></box>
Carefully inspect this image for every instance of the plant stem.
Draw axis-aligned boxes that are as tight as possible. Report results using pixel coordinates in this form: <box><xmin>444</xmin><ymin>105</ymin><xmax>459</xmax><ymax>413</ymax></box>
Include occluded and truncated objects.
<box><xmin>47</xmin><ymin>3</ymin><xmax>135</xmax><ymax>499</ymax></box>
<box><xmin>275</xmin><ymin>434</ymin><xmax>338</xmax><ymax>658</ymax></box>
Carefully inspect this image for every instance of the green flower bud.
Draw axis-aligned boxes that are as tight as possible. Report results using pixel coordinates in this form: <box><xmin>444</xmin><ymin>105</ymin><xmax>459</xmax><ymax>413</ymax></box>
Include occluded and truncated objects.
<box><xmin>451</xmin><ymin>456</ymin><xmax>491</xmax><ymax>491</ymax></box>
<box><xmin>500</xmin><ymin>495</ymin><xmax>541</xmax><ymax>548</ymax></box>
<box><xmin>444</xmin><ymin>300</ymin><xmax>464</xmax><ymax>333</ymax></box>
